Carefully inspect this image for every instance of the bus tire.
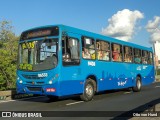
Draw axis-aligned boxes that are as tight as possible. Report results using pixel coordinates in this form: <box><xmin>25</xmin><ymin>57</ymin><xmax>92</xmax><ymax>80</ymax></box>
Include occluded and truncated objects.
<box><xmin>132</xmin><ymin>77</ymin><xmax>141</xmax><ymax>92</ymax></box>
<box><xmin>80</xmin><ymin>79</ymin><xmax>95</xmax><ymax>102</ymax></box>
<box><xmin>47</xmin><ymin>95</ymin><xmax>59</xmax><ymax>101</ymax></box>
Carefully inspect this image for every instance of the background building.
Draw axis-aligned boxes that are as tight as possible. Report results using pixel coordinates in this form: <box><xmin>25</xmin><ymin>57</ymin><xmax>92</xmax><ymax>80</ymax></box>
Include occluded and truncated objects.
<box><xmin>154</xmin><ymin>41</ymin><xmax>160</xmax><ymax>69</ymax></box>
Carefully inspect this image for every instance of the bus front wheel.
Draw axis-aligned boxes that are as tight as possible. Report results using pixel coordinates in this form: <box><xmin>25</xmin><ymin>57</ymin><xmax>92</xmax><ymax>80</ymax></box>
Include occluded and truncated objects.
<box><xmin>47</xmin><ymin>95</ymin><xmax>59</xmax><ymax>101</ymax></box>
<box><xmin>132</xmin><ymin>77</ymin><xmax>141</xmax><ymax>92</ymax></box>
<box><xmin>80</xmin><ymin>79</ymin><xmax>95</xmax><ymax>102</ymax></box>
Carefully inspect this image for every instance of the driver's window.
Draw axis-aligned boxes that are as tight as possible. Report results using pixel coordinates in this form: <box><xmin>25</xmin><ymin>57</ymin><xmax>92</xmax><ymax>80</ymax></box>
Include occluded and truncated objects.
<box><xmin>62</xmin><ymin>36</ymin><xmax>80</xmax><ymax>66</ymax></box>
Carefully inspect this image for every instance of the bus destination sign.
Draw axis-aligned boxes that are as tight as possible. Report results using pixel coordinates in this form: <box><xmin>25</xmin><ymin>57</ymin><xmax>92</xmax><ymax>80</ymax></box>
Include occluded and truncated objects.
<box><xmin>27</xmin><ymin>30</ymin><xmax>51</xmax><ymax>39</ymax></box>
<box><xmin>20</xmin><ymin>26</ymin><xmax>59</xmax><ymax>40</ymax></box>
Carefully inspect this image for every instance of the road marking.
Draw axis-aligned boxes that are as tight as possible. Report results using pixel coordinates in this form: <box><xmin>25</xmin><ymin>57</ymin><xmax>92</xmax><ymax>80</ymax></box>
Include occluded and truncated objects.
<box><xmin>0</xmin><ymin>100</ymin><xmax>16</xmax><ymax>103</ymax></box>
<box><xmin>155</xmin><ymin>86</ymin><xmax>160</xmax><ymax>88</ymax></box>
<box><xmin>124</xmin><ymin>92</ymin><xmax>131</xmax><ymax>94</ymax></box>
<box><xmin>66</xmin><ymin>101</ymin><xmax>84</xmax><ymax>106</ymax></box>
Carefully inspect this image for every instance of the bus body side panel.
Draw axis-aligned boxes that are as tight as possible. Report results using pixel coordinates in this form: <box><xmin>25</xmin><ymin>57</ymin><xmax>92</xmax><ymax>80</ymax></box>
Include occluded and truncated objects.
<box><xmin>88</xmin><ymin>62</ymin><xmax>154</xmax><ymax>92</ymax></box>
<box><xmin>58</xmin><ymin>61</ymin><xmax>155</xmax><ymax>96</ymax></box>
<box><xmin>131</xmin><ymin>64</ymin><xmax>155</xmax><ymax>87</ymax></box>
<box><xmin>95</xmin><ymin>62</ymin><xmax>134</xmax><ymax>91</ymax></box>
<box><xmin>145</xmin><ymin>65</ymin><xmax>155</xmax><ymax>84</ymax></box>
<box><xmin>59</xmin><ymin>66</ymin><xmax>84</xmax><ymax>96</ymax></box>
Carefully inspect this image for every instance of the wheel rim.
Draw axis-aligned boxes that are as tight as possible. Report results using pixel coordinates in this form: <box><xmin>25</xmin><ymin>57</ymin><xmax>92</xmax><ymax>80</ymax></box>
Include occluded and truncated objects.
<box><xmin>86</xmin><ymin>84</ymin><xmax>93</xmax><ymax>97</ymax></box>
<box><xmin>137</xmin><ymin>80</ymin><xmax>141</xmax><ymax>90</ymax></box>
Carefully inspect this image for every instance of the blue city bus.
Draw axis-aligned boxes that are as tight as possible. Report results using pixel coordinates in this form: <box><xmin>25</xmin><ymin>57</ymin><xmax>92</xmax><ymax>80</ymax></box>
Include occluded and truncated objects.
<box><xmin>16</xmin><ymin>25</ymin><xmax>155</xmax><ymax>101</ymax></box>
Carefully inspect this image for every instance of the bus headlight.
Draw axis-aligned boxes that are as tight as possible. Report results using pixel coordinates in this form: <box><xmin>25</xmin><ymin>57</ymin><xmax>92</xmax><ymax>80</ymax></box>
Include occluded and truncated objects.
<box><xmin>49</xmin><ymin>80</ymin><xmax>53</xmax><ymax>84</ymax></box>
<box><xmin>17</xmin><ymin>77</ymin><xmax>23</xmax><ymax>84</ymax></box>
<box><xmin>19</xmin><ymin>80</ymin><xmax>23</xmax><ymax>84</ymax></box>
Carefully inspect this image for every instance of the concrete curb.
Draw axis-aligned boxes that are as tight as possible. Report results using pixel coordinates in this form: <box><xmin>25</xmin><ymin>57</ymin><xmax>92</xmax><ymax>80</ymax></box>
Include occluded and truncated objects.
<box><xmin>0</xmin><ymin>90</ymin><xmax>16</xmax><ymax>100</ymax></box>
<box><xmin>0</xmin><ymin>90</ymin><xmax>16</xmax><ymax>96</ymax></box>
<box><xmin>0</xmin><ymin>90</ymin><xmax>34</xmax><ymax>100</ymax></box>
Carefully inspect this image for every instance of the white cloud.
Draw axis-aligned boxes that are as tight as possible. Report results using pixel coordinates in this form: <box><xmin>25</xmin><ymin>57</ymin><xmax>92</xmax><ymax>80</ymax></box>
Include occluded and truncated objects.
<box><xmin>102</xmin><ymin>9</ymin><xmax>144</xmax><ymax>41</ymax></box>
<box><xmin>146</xmin><ymin>16</ymin><xmax>160</xmax><ymax>43</ymax></box>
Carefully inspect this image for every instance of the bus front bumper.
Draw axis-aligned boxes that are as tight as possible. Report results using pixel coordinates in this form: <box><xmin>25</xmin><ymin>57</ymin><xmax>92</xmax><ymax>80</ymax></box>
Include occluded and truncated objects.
<box><xmin>16</xmin><ymin>83</ymin><xmax>59</xmax><ymax>96</ymax></box>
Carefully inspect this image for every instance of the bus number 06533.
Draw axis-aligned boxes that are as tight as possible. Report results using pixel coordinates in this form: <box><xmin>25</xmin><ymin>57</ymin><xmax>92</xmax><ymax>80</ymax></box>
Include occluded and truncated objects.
<box><xmin>38</xmin><ymin>73</ymin><xmax>48</xmax><ymax>78</ymax></box>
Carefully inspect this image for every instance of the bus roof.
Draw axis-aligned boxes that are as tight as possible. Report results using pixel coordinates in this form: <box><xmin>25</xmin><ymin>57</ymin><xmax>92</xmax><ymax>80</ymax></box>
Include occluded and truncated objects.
<box><xmin>21</xmin><ymin>24</ymin><xmax>153</xmax><ymax>52</ymax></box>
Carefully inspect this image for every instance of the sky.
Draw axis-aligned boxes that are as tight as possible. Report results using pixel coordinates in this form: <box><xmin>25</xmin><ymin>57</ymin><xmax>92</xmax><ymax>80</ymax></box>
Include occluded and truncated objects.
<box><xmin>0</xmin><ymin>0</ymin><xmax>160</xmax><ymax>47</ymax></box>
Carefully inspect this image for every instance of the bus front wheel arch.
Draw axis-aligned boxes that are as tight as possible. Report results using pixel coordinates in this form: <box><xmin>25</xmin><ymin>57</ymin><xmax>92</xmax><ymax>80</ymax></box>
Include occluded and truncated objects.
<box><xmin>80</xmin><ymin>79</ymin><xmax>95</xmax><ymax>102</ymax></box>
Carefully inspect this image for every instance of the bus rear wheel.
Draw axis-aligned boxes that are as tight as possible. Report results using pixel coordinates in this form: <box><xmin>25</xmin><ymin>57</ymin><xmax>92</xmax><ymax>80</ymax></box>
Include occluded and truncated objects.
<box><xmin>132</xmin><ymin>77</ymin><xmax>141</xmax><ymax>92</ymax></box>
<box><xmin>80</xmin><ymin>79</ymin><xmax>95</xmax><ymax>102</ymax></box>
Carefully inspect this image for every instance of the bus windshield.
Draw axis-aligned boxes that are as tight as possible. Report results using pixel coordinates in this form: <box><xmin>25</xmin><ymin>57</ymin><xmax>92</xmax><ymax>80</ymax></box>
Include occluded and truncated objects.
<box><xmin>18</xmin><ymin>38</ymin><xmax>58</xmax><ymax>71</ymax></box>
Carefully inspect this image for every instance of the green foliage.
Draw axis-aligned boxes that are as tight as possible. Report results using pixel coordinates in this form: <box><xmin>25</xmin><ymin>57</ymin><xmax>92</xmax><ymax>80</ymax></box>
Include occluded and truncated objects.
<box><xmin>0</xmin><ymin>20</ymin><xmax>19</xmax><ymax>90</ymax></box>
<box><xmin>157</xmin><ymin>69</ymin><xmax>160</xmax><ymax>75</ymax></box>
<box><xmin>0</xmin><ymin>21</ymin><xmax>13</xmax><ymax>41</ymax></box>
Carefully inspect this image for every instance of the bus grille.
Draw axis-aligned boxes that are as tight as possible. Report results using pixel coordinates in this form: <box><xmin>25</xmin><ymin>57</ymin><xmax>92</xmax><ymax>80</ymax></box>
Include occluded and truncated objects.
<box><xmin>22</xmin><ymin>74</ymin><xmax>45</xmax><ymax>80</ymax></box>
<box><xmin>27</xmin><ymin>87</ymin><xmax>42</xmax><ymax>92</ymax></box>
<box><xmin>26</xmin><ymin>82</ymin><xmax>44</xmax><ymax>85</ymax></box>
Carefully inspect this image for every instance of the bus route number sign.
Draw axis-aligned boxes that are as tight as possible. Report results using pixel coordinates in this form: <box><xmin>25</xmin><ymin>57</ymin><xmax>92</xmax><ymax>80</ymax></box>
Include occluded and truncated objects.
<box><xmin>22</xmin><ymin>41</ymin><xmax>35</xmax><ymax>49</ymax></box>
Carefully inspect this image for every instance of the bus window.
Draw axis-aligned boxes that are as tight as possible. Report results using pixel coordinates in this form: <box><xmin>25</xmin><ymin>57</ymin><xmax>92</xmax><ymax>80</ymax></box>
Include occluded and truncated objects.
<box><xmin>134</xmin><ymin>48</ymin><xmax>141</xmax><ymax>64</ymax></box>
<box><xmin>148</xmin><ymin>52</ymin><xmax>153</xmax><ymax>64</ymax></box>
<box><xmin>62</xmin><ymin>36</ymin><xmax>80</xmax><ymax>66</ymax></box>
<box><xmin>82</xmin><ymin>37</ymin><xmax>95</xmax><ymax>60</ymax></box>
<box><xmin>142</xmin><ymin>50</ymin><xmax>148</xmax><ymax>64</ymax></box>
<box><xmin>96</xmin><ymin>40</ymin><xmax>110</xmax><ymax>61</ymax></box>
<box><xmin>112</xmin><ymin>43</ymin><xmax>122</xmax><ymax>62</ymax></box>
<box><xmin>124</xmin><ymin>46</ymin><xmax>133</xmax><ymax>63</ymax></box>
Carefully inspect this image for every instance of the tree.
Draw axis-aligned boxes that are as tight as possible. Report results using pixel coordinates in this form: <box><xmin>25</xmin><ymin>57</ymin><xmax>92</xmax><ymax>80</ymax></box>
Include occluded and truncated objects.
<box><xmin>0</xmin><ymin>20</ymin><xmax>19</xmax><ymax>90</ymax></box>
<box><xmin>0</xmin><ymin>21</ymin><xmax>13</xmax><ymax>41</ymax></box>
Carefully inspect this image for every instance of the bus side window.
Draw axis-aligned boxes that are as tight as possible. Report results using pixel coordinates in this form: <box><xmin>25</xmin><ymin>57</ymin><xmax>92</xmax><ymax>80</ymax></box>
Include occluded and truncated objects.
<box><xmin>142</xmin><ymin>50</ymin><xmax>148</xmax><ymax>64</ymax></box>
<box><xmin>112</xmin><ymin>43</ymin><xmax>122</xmax><ymax>62</ymax></box>
<box><xmin>68</xmin><ymin>38</ymin><xmax>79</xmax><ymax>60</ymax></box>
<box><xmin>62</xmin><ymin>36</ymin><xmax>71</xmax><ymax>62</ymax></box>
<box><xmin>96</xmin><ymin>40</ymin><xmax>110</xmax><ymax>61</ymax></box>
<box><xmin>124</xmin><ymin>46</ymin><xmax>132</xmax><ymax>63</ymax></box>
<box><xmin>148</xmin><ymin>52</ymin><xmax>153</xmax><ymax>64</ymax></box>
<box><xmin>62</xmin><ymin>36</ymin><xmax>80</xmax><ymax>66</ymax></box>
<box><xmin>82</xmin><ymin>36</ymin><xmax>95</xmax><ymax>60</ymax></box>
<box><xmin>134</xmin><ymin>48</ymin><xmax>141</xmax><ymax>64</ymax></box>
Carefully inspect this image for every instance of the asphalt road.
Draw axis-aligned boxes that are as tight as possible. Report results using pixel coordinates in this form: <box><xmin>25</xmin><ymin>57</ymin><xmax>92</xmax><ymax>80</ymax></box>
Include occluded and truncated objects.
<box><xmin>0</xmin><ymin>82</ymin><xmax>160</xmax><ymax>120</ymax></box>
